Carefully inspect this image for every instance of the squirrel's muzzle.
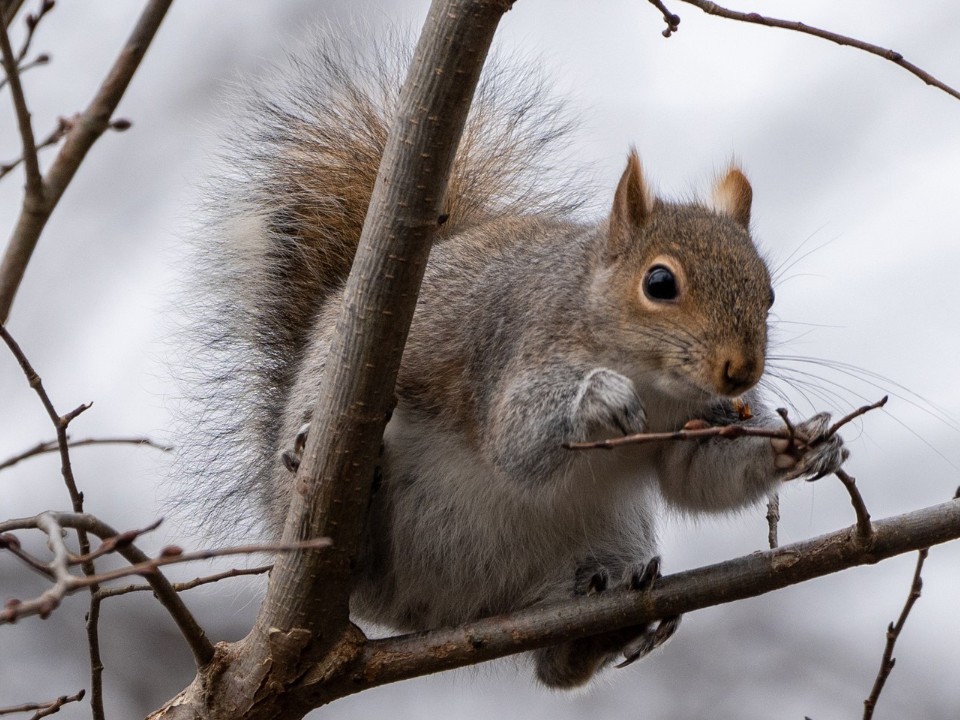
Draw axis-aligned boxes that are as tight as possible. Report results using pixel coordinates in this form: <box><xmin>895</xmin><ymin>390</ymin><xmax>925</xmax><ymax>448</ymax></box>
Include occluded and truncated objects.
<box><xmin>716</xmin><ymin>350</ymin><xmax>763</xmax><ymax>397</ymax></box>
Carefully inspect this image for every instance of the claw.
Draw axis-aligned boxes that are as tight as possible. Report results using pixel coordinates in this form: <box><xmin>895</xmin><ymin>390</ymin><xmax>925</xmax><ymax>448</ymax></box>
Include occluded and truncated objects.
<box><xmin>294</xmin><ymin>422</ymin><xmax>310</xmax><ymax>453</ymax></box>
<box><xmin>282</xmin><ymin>422</ymin><xmax>312</xmax><ymax>474</ymax></box>
<box><xmin>615</xmin><ymin>615</ymin><xmax>681</xmax><ymax>668</ymax></box>
<box><xmin>629</xmin><ymin>556</ymin><xmax>662</xmax><ymax>591</ymax></box>
<box><xmin>588</xmin><ymin>572</ymin><xmax>608</xmax><ymax>594</ymax></box>
<box><xmin>281</xmin><ymin>450</ymin><xmax>300</xmax><ymax>473</ymax></box>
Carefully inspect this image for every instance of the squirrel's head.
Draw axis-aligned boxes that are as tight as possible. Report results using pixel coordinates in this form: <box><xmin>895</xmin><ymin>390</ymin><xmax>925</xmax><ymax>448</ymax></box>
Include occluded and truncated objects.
<box><xmin>599</xmin><ymin>150</ymin><xmax>773</xmax><ymax>401</ymax></box>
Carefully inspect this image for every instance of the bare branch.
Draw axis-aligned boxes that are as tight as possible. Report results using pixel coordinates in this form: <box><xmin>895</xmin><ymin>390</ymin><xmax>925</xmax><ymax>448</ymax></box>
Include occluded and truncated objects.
<box><xmin>676</xmin><ymin>0</ymin><xmax>960</xmax><ymax>102</ymax></box>
<box><xmin>13</xmin><ymin>0</ymin><xmax>55</xmax><ymax>65</ymax></box>
<box><xmin>150</xmin><ymin>2</ymin><xmax>517</xmax><ymax>717</ymax></box>
<box><xmin>87</xmin><ymin>588</ymin><xmax>106</xmax><ymax>720</ymax></box>
<box><xmin>0</xmin><ymin>434</ymin><xmax>171</xmax><ymax>472</ymax></box>
<box><xmin>836</xmin><ymin>468</ymin><xmax>873</xmax><ymax>540</ymax></box>
<box><xmin>0</xmin><ymin>511</ymin><xmax>329</xmax><ymax>626</ymax></box>
<box><xmin>0</xmin><ymin>0</ymin><xmax>173</xmax><ymax>323</ymax></box>
<box><xmin>0</xmin><ymin>326</ymin><xmax>86</xmax><ymax>494</ymax></box>
<box><xmin>95</xmin><ymin>565</ymin><xmax>272</xmax><ymax>600</ymax></box>
<box><xmin>645</xmin><ymin>0</ymin><xmax>680</xmax><ymax>37</ymax></box>
<box><xmin>0</xmin><ymin>14</ymin><xmax>43</xmax><ymax>199</ymax></box>
<box><xmin>566</xmin><ymin>396</ymin><xmax>886</xmax><ymax>451</ymax></box>
<box><xmin>1</xmin><ymin>0</ymin><xmax>27</xmax><ymax>28</ymax></box>
<box><xmin>1</xmin><ymin>512</ymin><xmax>214</xmax><ymax>664</ymax></box>
<box><xmin>0</xmin><ymin>52</ymin><xmax>49</xmax><ymax>91</ymax></box>
<box><xmin>0</xmin><ymin>114</ymin><xmax>69</xmax><ymax>181</ymax></box>
<box><xmin>343</xmin><ymin>502</ymin><xmax>959</xmax><ymax>695</ymax></box>
<box><xmin>259</xmin><ymin>0</ymin><xmax>513</xmax><ymax>666</ymax></box>
<box><xmin>0</xmin><ymin>690</ymin><xmax>85</xmax><ymax>719</ymax></box>
<box><xmin>863</xmin><ymin>549</ymin><xmax>929</xmax><ymax>720</ymax></box>
<box><xmin>0</xmin><ymin>531</ymin><xmax>54</xmax><ymax>577</ymax></box>
<box><xmin>827</xmin><ymin>397</ymin><xmax>889</xmax><ymax>437</ymax></box>
<box><xmin>766</xmin><ymin>494</ymin><xmax>779</xmax><ymax>549</ymax></box>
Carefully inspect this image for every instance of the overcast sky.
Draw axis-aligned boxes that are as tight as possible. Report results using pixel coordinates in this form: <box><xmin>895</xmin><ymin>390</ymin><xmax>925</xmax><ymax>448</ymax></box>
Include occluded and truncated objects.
<box><xmin>1</xmin><ymin>1</ymin><xmax>959</xmax><ymax>718</ymax></box>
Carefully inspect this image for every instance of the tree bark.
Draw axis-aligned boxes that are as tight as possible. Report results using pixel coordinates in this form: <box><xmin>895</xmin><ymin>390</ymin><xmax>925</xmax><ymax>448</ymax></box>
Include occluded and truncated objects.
<box><xmin>148</xmin><ymin>1</ymin><xmax>515</xmax><ymax>717</ymax></box>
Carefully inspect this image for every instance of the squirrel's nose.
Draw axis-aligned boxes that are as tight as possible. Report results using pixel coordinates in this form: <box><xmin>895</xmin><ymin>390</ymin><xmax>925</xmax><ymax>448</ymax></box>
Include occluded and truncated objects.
<box><xmin>719</xmin><ymin>353</ymin><xmax>762</xmax><ymax>396</ymax></box>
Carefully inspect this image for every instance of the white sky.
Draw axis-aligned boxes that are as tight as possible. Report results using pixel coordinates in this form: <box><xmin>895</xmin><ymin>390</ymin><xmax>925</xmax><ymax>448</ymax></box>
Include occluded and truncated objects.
<box><xmin>1</xmin><ymin>1</ymin><xmax>958</xmax><ymax>717</ymax></box>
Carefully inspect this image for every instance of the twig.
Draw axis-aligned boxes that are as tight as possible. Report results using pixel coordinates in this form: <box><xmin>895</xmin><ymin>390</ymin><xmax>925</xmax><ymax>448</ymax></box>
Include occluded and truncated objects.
<box><xmin>766</xmin><ymin>494</ymin><xmax>779</xmax><ymax>549</ymax></box>
<box><xmin>0</xmin><ymin>532</ymin><xmax>54</xmax><ymax>578</ymax></box>
<box><xmin>87</xmin><ymin>590</ymin><xmax>105</xmax><ymax>720</ymax></box>
<box><xmin>677</xmin><ymin>0</ymin><xmax>960</xmax><ymax>102</ymax></box>
<box><xmin>836</xmin><ymin>469</ymin><xmax>873</xmax><ymax>540</ymax></box>
<box><xmin>0</xmin><ymin>0</ymin><xmax>173</xmax><ymax>323</ymax></box>
<box><xmin>862</xmin><ymin>549</ymin><xmax>929</xmax><ymax>720</ymax></box>
<box><xmin>0</xmin><ymin>14</ymin><xmax>43</xmax><ymax>199</ymax></box>
<box><xmin>95</xmin><ymin>565</ymin><xmax>272</xmax><ymax>600</ymax></box>
<box><xmin>0</xmin><ymin>324</ymin><xmax>108</xmax><ymax>717</ymax></box>
<box><xmin>565</xmin><ymin>396</ymin><xmax>885</xmax><ymax>451</ymax></box>
<box><xmin>646</xmin><ymin>0</ymin><xmax>680</xmax><ymax>37</ymax></box>
<box><xmin>828</xmin><ymin>397</ymin><xmax>888</xmax><ymax>437</ymax></box>
<box><xmin>0</xmin><ymin>690</ymin><xmax>85</xmax><ymax>718</ymax></box>
<box><xmin>0</xmin><ymin>326</ymin><xmax>90</xmax><ymax>510</ymax></box>
<box><xmin>0</xmin><ymin>434</ymin><xmax>171</xmax><ymax>472</ymax></box>
<box><xmin>13</xmin><ymin>0</ymin><xmax>55</xmax><ymax>65</ymax></box>
<box><xmin>1</xmin><ymin>512</ymin><xmax>214</xmax><ymax>665</ymax></box>
<box><xmin>0</xmin><ymin>51</ymin><xmax>48</xmax><ymax>91</ymax></box>
<box><xmin>71</xmin><ymin>518</ymin><xmax>163</xmax><ymax>564</ymax></box>
<box><xmin>0</xmin><ymin>511</ymin><xmax>329</xmax><ymax>625</ymax></box>
<box><xmin>0</xmin><ymin>114</ymin><xmax>69</xmax><ymax>181</ymax></box>
<box><xmin>566</xmin><ymin>422</ymin><xmax>795</xmax><ymax>450</ymax></box>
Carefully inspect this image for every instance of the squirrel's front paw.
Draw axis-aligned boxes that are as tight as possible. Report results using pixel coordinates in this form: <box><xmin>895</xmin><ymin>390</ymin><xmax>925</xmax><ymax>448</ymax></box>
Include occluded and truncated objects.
<box><xmin>772</xmin><ymin>412</ymin><xmax>850</xmax><ymax>481</ymax></box>
<box><xmin>280</xmin><ymin>422</ymin><xmax>311</xmax><ymax>473</ymax></box>
<box><xmin>576</xmin><ymin>368</ymin><xmax>646</xmax><ymax>437</ymax></box>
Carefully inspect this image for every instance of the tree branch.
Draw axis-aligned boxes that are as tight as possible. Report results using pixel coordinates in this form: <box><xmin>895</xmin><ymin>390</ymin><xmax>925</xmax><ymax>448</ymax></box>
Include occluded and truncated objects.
<box><xmin>676</xmin><ymin>0</ymin><xmax>960</xmax><ymax>102</ymax></box>
<box><xmin>0</xmin><ymin>0</ymin><xmax>173</xmax><ymax>323</ymax></box>
<box><xmin>0</xmin><ymin>512</ymin><xmax>328</xmax><ymax>626</ymax></box>
<box><xmin>0</xmin><ymin>435</ymin><xmax>171</xmax><ymax>472</ymax></box>
<box><xmin>862</xmin><ymin>548</ymin><xmax>929</xmax><ymax>720</ymax></box>
<box><xmin>148</xmin><ymin>1</ymin><xmax>516</xmax><ymax>717</ymax></box>
<box><xmin>0</xmin><ymin>690</ymin><xmax>85</xmax><ymax>718</ymax></box>
<box><xmin>339</xmin><ymin>501</ymin><xmax>959</xmax><ymax>694</ymax></box>
<box><xmin>94</xmin><ymin>565</ymin><xmax>272</xmax><ymax>600</ymax></box>
<box><xmin>0</xmin><ymin>0</ymin><xmax>26</xmax><ymax>28</ymax></box>
<box><xmin>0</xmin><ymin>12</ymin><xmax>43</xmax><ymax>199</ymax></box>
<box><xmin>0</xmin><ymin>512</ymin><xmax>215</xmax><ymax>664</ymax></box>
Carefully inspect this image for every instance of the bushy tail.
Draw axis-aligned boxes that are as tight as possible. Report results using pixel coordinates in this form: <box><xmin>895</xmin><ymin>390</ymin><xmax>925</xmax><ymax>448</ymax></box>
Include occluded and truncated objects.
<box><xmin>176</xmin><ymin>28</ymin><xmax>581</xmax><ymax>539</ymax></box>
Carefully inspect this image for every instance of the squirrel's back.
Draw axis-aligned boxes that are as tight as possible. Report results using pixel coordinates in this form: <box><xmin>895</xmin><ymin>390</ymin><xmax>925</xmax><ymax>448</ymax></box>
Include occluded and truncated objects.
<box><xmin>177</xmin><ymin>29</ymin><xmax>583</xmax><ymax>538</ymax></box>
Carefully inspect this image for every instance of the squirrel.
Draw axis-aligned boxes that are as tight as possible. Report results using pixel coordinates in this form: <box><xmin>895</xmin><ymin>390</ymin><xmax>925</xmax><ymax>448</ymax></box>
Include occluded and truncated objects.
<box><xmin>179</xmin><ymin>32</ymin><xmax>849</xmax><ymax>688</ymax></box>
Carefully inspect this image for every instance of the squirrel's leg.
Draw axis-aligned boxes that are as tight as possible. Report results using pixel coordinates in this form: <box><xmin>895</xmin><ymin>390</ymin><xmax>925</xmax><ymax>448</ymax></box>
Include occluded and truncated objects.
<box><xmin>534</xmin><ymin>557</ymin><xmax>680</xmax><ymax>688</ymax></box>
<box><xmin>656</xmin><ymin>394</ymin><xmax>849</xmax><ymax>512</ymax></box>
<box><xmin>486</xmin><ymin>365</ymin><xmax>647</xmax><ymax>481</ymax></box>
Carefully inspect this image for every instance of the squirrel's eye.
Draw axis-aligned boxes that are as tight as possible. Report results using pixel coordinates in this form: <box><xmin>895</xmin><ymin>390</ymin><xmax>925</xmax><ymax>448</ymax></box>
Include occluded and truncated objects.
<box><xmin>643</xmin><ymin>265</ymin><xmax>679</xmax><ymax>302</ymax></box>
<box><xmin>768</xmin><ymin>286</ymin><xmax>776</xmax><ymax>308</ymax></box>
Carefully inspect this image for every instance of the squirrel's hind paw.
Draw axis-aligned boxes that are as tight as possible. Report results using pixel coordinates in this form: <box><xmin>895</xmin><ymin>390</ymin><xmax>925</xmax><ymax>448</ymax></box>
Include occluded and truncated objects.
<box><xmin>540</xmin><ymin>556</ymin><xmax>681</xmax><ymax>683</ymax></box>
<box><xmin>616</xmin><ymin>615</ymin><xmax>682</xmax><ymax>668</ymax></box>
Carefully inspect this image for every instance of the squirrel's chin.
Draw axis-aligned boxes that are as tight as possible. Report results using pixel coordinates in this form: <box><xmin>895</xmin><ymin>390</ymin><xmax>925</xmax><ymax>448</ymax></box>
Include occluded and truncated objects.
<box><xmin>649</xmin><ymin>371</ymin><xmax>717</xmax><ymax>405</ymax></box>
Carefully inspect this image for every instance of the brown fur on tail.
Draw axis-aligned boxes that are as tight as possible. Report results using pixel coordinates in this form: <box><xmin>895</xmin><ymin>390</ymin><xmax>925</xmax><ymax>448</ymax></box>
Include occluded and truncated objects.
<box><xmin>179</xmin><ymin>30</ymin><xmax>582</xmax><ymax>540</ymax></box>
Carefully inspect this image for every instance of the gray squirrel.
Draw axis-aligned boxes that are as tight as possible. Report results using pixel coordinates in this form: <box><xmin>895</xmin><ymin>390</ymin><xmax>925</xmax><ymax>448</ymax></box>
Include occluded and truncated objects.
<box><xmin>181</xmin><ymin>34</ymin><xmax>848</xmax><ymax>688</ymax></box>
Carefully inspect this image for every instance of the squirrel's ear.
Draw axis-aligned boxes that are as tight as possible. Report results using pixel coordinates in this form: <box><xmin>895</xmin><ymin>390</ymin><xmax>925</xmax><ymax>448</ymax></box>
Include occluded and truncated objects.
<box><xmin>608</xmin><ymin>150</ymin><xmax>654</xmax><ymax>258</ymax></box>
<box><xmin>712</xmin><ymin>167</ymin><xmax>753</xmax><ymax>229</ymax></box>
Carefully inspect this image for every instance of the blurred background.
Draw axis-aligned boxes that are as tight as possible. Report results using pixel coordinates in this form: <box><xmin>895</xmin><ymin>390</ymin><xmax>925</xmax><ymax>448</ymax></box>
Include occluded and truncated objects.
<box><xmin>1</xmin><ymin>1</ymin><xmax>958</xmax><ymax>717</ymax></box>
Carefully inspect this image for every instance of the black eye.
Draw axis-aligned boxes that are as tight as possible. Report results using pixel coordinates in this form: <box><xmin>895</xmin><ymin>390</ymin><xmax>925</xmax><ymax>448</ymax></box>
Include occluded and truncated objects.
<box><xmin>768</xmin><ymin>286</ymin><xmax>776</xmax><ymax>308</ymax></box>
<box><xmin>643</xmin><ymin>265</ymin><xmax>679</xmax><ymax>302</ymax></box>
